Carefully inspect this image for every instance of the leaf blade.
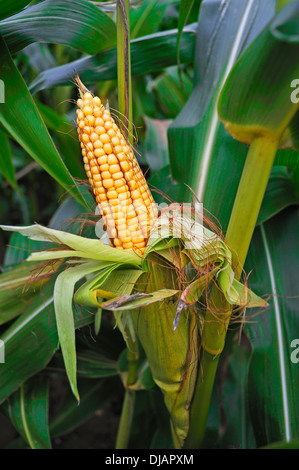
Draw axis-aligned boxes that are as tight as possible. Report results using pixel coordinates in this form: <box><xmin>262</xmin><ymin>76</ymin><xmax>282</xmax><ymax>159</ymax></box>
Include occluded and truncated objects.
<box><xmin>0</xmin><ymin>0</ymin><xmax>116</xmax><ymax>54</ymax></box>
<box><xmin>0</xmin><ymin>35</ymin><xmax>87</xmax><ymax>208</ymax></box>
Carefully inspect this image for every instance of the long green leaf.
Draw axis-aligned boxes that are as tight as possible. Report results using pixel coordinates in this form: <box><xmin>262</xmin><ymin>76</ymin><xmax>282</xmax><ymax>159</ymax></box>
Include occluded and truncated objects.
<box><xmin>177</xmin><ymin>0</ymin><xmax>195</xmax><ymax>68</ymax></box>
<box><xmin>0</xmin><ymin>279</ymin><xmax>94</xmax><ymax>405</ymax></box>
<box><xmin>143</xmin><ymin>117</ymin><xmax>170</xmax><ymax>171</ymax></box>
<box><xmin>168</xmin><ymin>0</ymin><xmax>276</xmax><ymax>230</ymax></box>
<box><xmin>217</xmin><ymin>1</ymin><xmax>299</xmax><ymax>144</ymax></box>
<box><xmin>0</xmin><ymin>224</ymin><xmax>142</xmax><ymax>266</ymax></box>
<box><xmin>130</xmin><ymin>0</ymin><xmax>168</xmax><ymax>39</ymax></box>
<box><xmin>3</xmin><ymin>231</ymin><xmax>46</xmax><ymax>266</ymax></box>
<box><xmin>245</xmin><ymin>207</ymin><xmax>299</xmax><ymax>446</ymax></box>
<box><xmin>53</xmin><ymin>262</ymin><xmax>109</xmax><ymax>401</ymax></box>
<box><xmin>36</xmin><ymin>101</ymin><xmax>85</xmax><ymax>180</ymax></box>
<box><xmin>73</xmin><ymin>263</ymin><xmax>122</xmax><ymax>306</ymax></box>
<box><xmin>257</xmin><ymin>166</ymin><xmax>299</xmax><ymax>225</ymax></box>
<box><xmin>29</xmin><ymin>25</ymin><xmax>197</xmax><ymax>94</ymax></box>
<box><xmin>0</xmin><ymin>130</ymin><xmax>16</xmax><ymax>187</ymax></box>
<box><xmin>0</xmin><ymin>259</ymin><xmax>57</xmax><ymax>326</ymax></box>
<box><xmin>220</xmin><ymin>339</ymin><xmax>255</xmax><ymax>448</ymax></box>
<box><xmin>0</xmin><ymin>0</ymin><xmax>30</xmax><ymax>21</ymax></box>
<box><xmin>48</xmin><ymin>350</ymin><xmax>118</xmax><ymax>379</ymax></box>
<box><xmin>0</xmin><ymin>281</ymin><xmax>57</xmax><ymax>405</ymax></box>
<box><xmin>4</xmin><ymin>375</ymin><xmax>51</xmax><ymax>449</ymax></box>
<box><xmin>0</xmin><ymin>35</ymin><xmax>87</xmax><ymax>208</ymax></box>
<box><xmin>0</xmin><ymin>0</ymin><xmax>116</xmax><ymax>54</ymax></box>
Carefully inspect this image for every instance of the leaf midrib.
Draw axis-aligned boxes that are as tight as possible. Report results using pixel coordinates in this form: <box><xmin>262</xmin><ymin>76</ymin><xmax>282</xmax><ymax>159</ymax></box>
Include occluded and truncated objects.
<box><xmin>260</xmin><ymin>223</ymin><xmax>292</xmax><ymax>442</ymax></box>
<box><xmin>196</xmin><ymin>0</ymin><xmax>258</xmax><ymax>201</ymax></box>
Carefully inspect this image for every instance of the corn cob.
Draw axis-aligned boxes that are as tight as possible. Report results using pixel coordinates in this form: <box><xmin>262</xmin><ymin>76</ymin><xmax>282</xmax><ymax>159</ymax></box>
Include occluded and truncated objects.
<box><xmin>75</xmin><ymin>77</ymin><xmax>157</xmax><ymax>254</ymax></box>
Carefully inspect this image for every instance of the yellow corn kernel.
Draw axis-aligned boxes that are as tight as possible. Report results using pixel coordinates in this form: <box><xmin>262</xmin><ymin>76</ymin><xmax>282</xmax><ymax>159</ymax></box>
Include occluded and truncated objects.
<box><xmin>107</xmin><ymin>154</ymin><xmax>118</xmax><ymax>165</ymax></box>
<box><xmin>102</xmin><ymin>179</ymin><xmax>114</xmax><ymax>189</ymax></box>
<box><xmin>110</xmin><ymin>164</ymin><xmax>121</xmax><ymax>174</ymax></box>
<box><xmin>76</xmin><ymin>75</ymin><xmax>158</xmax><ymax>253</ymax></box>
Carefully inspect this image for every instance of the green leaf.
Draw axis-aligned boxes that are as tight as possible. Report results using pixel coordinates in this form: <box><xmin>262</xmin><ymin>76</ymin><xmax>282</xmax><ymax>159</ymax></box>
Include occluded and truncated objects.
<box><xmin>4</xmin><ymin>375</ymin><xmax>51</xmax><ymax>449</ymax></box>
<box><xmin>0</xmin><ymin>259</ymin><xmax>58</xmax><ymax>326</ymax></box>
<box><xmin>152</xmin><ymin>67</ymin><xmax>192</xmax><ymax>119</ymax></box>
<box><xmin>53</xmin><ymin>262</ymin><xmax>109</xmax><ymax>401</ymax></box>
<box><xmin>0</xmin><ymin>35</ymin><xmax>87</xmax><ymax>208</ymax></box>
<box><xmin>101</xmin><ymin>288</ymin><xmax>178</xmax><ymax>311</ymax></box>
<box><xmin>0</xmin><ymin>0</ymin><xmax>30</xmax><ymax>21</ymax></box>
<box><xmin>99</xmin><ymin>268</ymin><xmax>145</xmax><ymax>298</ymax></box>
<box><xmin>0</xmin><ymin>0</ymin><xmax>116</xmax><ymax>54</ymax></box>
<box><xmin>73</xmin><ymin>263</ymin><xmax>123</xmax><ymax>306</ymax></box>
<box><xmin>130</xmin><ymin>262</ymin><xmax>199</xmax><ymax>448</ymax></box>
<box><xmin>0</xmin><ymin>130</ymin><xmax>16</xmax><ymax>187</ymax></box>
<box><xmin>143</xmin><ymin>116</ymin><xmax>170</xmax><ymax>171</ymax></box>
<box><xmin>168</xmin><ymin>0</ymin><xmax>276</xmax><ymax>230</ymax></box>
<box><xmin>280</xmin><ymin>120</ymin><xmax>299</xmax><ymax>153</ymax></box>
<box><xmin>0</xmin><ymin>279</ymin><xmax>94</xmax><ymax>405</ymax></box>
<box><xmin>94</xmin><ymin>307</ymin><xmax>102</xmax><ymax>336</ymax></box>
<box><xmin>130</xmin><ymin>0</ymin><xmax>168</xmax><ymax>39</ymax></box>
<box><xmin>257</xmin><ymin>166</ymin><xmax>299</xmax><ymax>225</ymax></box>
<box><xmin>74</xmin><ymin>266</ymin><xmax>144</xmax><ymax>306</ymax></box>
<box><xmin>245</xmin><ymin>206</ymin><xmax>299</xmax><ymax>446</ymax></box>
<box><xmin>0</xmin><ymin>224</ymin><xmax>142</xmax><ymax>266</ymax></box>
<box><xmin>220</xmin><ymin>339</ymin><xmax>255</xmax><ymax>449</ymax></box>
<box><xmin>48</xmin><ymin>350</ymin><xmax>118</xmax><ymax>379</ymax></box>
<box><xmin>29</xmin><ymin>25</ymin><xmax>197</xmax><ymax>93</ymax></box>
<box><xmin>0</xmin><ymin>281</ymin><xmax>57</xmax><ymax>405</ymax></box>
<box><xmin>3</xmin><ymin>231</ymin><xmax>47</xmax><ymax>266</ymax></box>
<box><xmin>36</xmin><ymin>101</ymin><xmax>86</xmax><ymax>180</ymax></box>
<box><xmin>217</xmin><ymin>2</ymin><xmax>299</xmax><ymax>144</ymax></box>
<box><xmin>261</xmin><ymin>439</ymin><xmax>299</xmax><ymax>449</ymax></box>
<box><xmin>148</xmin><ymin>387</ymin><xmax>174</xmax><ymax>449</ymax></box>
<box><xmin>48</xmin><ymin>196</ymin><xmax>87</xmax><ymax>231</ymax></box>
<box><xmin>177</xmin><ymin>0</ymin><xmax>195</xmax><ymax>68</ymax></box>
<box><xmin>221</xmin><ymin>276</ymin><xmax>267</xmax><ymax>308</ymax></box>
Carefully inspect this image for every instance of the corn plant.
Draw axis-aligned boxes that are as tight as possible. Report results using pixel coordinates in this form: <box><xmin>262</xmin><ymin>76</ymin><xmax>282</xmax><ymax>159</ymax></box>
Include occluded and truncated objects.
<box><xmin>0</xmin><ymin>0</ymin><xmax>298</xmax><ymax>450</ymax></box>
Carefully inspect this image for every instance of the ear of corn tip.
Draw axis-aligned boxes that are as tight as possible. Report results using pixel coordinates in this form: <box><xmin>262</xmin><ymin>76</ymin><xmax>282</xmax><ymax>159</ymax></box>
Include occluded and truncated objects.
<box><xmin>75</xmin><ymin>76</ymin><xmax>158</xmax><ymax>255</ymax></box>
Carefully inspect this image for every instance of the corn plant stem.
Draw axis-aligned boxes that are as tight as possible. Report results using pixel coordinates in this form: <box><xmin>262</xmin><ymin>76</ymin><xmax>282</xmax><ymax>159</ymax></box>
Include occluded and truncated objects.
<box><xmin>127</xmin><ymin>340</ymin><xmax>139</xmax><ymax>386</ymax></box>
<box><xmin>115</xmin><ymin>336</ymin><xmax>138</xmax><ymax>449</ymax></box>
<box><xmin>115</xmin><ymin>389</ymin><xmax>135</xmax><ymax>449</ymax></box>
<box><xmin>185</xmin><ymin>136</ymin><xmax>279</xmax><ymax>448</ymax></box>
<box><xmin>225</xmin><ymin>136</ymin><xmax>279</xmax><ymax>275</ymax></box>
<box><xmin>115</xmin><ymin>0</ymin><xmax>136</xmax><ymax>450</ymax></box>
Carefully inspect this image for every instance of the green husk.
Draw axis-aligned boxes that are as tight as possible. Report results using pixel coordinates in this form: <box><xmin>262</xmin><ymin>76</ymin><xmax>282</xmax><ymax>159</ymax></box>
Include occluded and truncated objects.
<box><xmin>0</xmin><ymin>205</ymin><xmax>265</xmax><ymax>448</ymax></box>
